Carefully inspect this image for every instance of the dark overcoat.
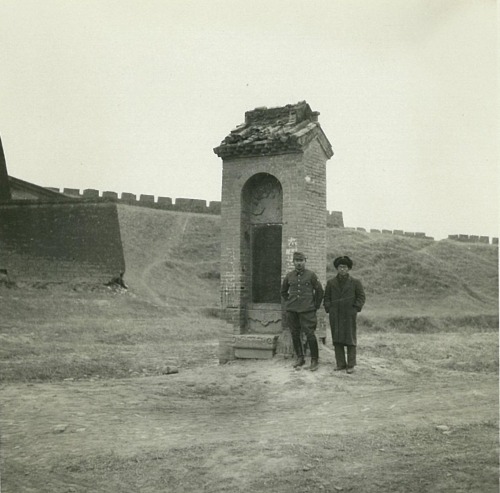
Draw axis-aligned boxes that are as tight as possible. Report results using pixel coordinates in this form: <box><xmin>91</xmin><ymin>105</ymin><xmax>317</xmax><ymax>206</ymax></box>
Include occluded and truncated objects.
<box><xmin>324</xmin><ymin>275</ymin><xmax>365</xmax><ymax>346</ymax></box>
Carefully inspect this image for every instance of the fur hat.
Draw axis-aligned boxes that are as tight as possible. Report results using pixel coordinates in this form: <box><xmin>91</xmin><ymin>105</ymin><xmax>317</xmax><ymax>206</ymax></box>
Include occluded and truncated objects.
<box><xmin>293</xmin><ymin>251</ymin><xmax>306</xmax><ymax>260</ymax></box>
<box><xmin>333</xmin><ymin>256</ymin><xmax>353</xmax><ymax>269</ymax></box>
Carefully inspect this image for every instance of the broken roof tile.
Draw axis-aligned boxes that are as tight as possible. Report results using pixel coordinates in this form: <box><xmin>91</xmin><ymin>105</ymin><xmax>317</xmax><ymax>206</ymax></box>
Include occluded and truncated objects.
<box><xmin>214</xmin><ymin>101</ymin><xmax>333</xmax><ymax>159</ymax></box>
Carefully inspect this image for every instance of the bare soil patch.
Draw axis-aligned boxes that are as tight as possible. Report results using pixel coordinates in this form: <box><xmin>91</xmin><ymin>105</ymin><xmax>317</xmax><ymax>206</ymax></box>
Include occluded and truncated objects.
<box><xmin>1</xmin><ymin>334</ymin><xmax>498</xmax><ymax>493</ymax></box>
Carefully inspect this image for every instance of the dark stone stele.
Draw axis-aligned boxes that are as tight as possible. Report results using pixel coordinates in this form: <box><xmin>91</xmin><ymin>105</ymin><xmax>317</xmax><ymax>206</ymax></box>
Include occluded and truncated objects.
<box><xmin>252</xmin><ymin>224</ymin><xmax>282</xmax><ymax>303</ymax></box>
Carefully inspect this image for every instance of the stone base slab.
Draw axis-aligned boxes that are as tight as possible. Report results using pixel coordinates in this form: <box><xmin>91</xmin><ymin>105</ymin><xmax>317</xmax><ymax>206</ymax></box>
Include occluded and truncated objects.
<box><xmin>233</xmin><ymin>334</ymin><xmax>279</xmax><ymax>360</ymax></box>
<box><xmin>234</xmin><ymin>348</ymin><xmax>274</xmax><ymax>359</ymax></box>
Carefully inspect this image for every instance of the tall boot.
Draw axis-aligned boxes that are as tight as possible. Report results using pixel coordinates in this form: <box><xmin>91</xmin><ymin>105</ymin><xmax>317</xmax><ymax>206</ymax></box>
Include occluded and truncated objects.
<box><xmin>293</xmin><ymin>356</ymin><xmax>305</xmax><ymax>368</ymax></box>
<box><xmin>308</xmin><ymin>336</ymin><xmax>319</xmax><ymax>371</ymax></box>
<box><xmin>290</xmin><ymin>329</ymin><xmax>304</xmax><ymax>367</ymax></box>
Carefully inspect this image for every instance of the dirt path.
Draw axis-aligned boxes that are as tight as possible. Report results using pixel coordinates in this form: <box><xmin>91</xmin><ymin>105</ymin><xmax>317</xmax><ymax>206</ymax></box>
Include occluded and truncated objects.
<box><xmin>2</xmin><ymin>352</ymin><xmax>497</xmax><ymax>463</ymax></box>
<box><xmin>1</xmin><ymin>341</ymin><xmax>498</xmax><ymax>493</ymax></box>
<box><xmin>134</xmin><ymin>215</ymin><xmax>191</xmax><ymax>306</ymax></box>
<box><xmin>123</xmin><ymin>213</ymin><xmax>218</xmax><ymax>311</ymax></box>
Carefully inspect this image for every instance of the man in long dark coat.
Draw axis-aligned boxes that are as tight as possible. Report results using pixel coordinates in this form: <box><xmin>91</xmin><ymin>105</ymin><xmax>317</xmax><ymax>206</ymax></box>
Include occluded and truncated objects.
<box><xmin>324</xmin><ymin>256</ymin><xmax>365</xmax><ymax>374</ymax></box>
<box><xmin>281</xmin><ymin>252</ymin><xmax>324</xmax><ymax>371</ymax></box>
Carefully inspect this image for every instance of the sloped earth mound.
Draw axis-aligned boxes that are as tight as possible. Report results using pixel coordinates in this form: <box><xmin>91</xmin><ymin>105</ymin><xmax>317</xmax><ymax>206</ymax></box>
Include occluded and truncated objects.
<box><xmin>116</xmin><ymin>205</ymin><xmax>220</xmax><ymax>311</ymax></box>
<box><xmin>327</xmin><ymin>229</ymin><xmax>498</xmax><ymax>318</ymax></box>
<box><xmin>116</xmin><ymin>208</ymin><xmax>498</xmax><ymax>321</ymax></box>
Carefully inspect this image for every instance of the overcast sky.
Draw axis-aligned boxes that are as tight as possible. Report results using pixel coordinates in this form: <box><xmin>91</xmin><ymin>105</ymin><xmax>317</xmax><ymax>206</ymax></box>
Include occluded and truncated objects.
<box><xmin>0</xmin><ymin>0</ymin><xmax>498</xmax><ymax>240</ymax></box>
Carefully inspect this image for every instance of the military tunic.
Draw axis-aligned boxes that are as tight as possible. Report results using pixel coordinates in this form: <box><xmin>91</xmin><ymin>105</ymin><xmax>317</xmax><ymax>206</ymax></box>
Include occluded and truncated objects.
<box><xmin>280</xmin><ymin>269</ymin><xmax>324</xmax><ymax>313</ymax></box>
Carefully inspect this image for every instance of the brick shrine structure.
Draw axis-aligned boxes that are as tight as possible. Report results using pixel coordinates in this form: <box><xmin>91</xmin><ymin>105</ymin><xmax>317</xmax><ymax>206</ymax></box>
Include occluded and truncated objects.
<box><xmin>214</xmin><ymin>101</ymin><xmax>334</xmax><ymax>361</ymax></box>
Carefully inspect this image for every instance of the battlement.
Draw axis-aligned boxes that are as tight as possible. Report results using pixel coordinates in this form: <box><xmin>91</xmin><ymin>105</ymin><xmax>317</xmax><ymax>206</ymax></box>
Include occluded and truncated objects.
<box><xmin>326</xmin><ymin>210</ymin><xmax>344</xmax><ymax>228</ymax></box>
<box><xmin>43</xmin><ymin>187</ymin><xmax>497</xmax><ymax>244</ymax></box>
<box><xmin>340</xmin><ymin>227</ymin><xmax>435</xmax><ymax>241</ymax></box>
<box><xmin>447</xmin><ymin>234</ymin><xmax>498</xmax><ymax>245</ymax></box>
<box><xmin>336</xmin><ymin>227</ymin><xmax>498</xmax><ymax>245</ymax></box>
<box><xmin>46</xmin><ymin>187</ymin><xmax>222</xmax><ymax>215</ymax></box>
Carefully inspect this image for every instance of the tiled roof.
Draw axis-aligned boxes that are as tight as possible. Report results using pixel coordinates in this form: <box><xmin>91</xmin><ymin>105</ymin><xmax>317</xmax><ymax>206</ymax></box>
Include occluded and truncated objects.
<box><xmin>214</xmin><ymin>101</ymin><xmax>333</xmax><ymax>159</ymax></box>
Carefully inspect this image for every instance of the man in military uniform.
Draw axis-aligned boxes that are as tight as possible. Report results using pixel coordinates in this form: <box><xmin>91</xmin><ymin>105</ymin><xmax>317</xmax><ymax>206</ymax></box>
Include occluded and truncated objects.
<box><xmin>324</xmin><ymin>256</ymin><xmax>366</xmax><ymax>374</ymax></box>
<box><xmin>281</xmin><ymin>252</ymin><xmax>324</xmax><ymax>371</ymax></box>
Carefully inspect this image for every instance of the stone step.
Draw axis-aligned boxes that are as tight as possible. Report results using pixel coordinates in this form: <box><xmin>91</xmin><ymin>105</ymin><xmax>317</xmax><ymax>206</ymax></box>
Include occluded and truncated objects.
<box><xmin>233</xmin><ymin>334</ymin><xmax>279</xmax><ymax>360</ymax></box>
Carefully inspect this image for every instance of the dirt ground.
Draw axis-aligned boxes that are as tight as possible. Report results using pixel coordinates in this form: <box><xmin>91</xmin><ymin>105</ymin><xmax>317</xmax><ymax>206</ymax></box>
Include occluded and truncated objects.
<box><xmin>1</xmin><ymin>342</ymin><xmax>498</xmax><ymax>493</ymax></box>
<box><xmin>1</xmin><ymin>216</ymin><xmax>498</xmax><ymax>492</ymax></box>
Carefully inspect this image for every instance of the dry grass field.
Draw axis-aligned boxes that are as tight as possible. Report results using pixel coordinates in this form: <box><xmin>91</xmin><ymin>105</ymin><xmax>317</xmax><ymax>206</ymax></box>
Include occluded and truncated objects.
<box><xmin>1</xmin><ymin>207</ymin><xmax>498</xmax><ymax>493</ymax></box>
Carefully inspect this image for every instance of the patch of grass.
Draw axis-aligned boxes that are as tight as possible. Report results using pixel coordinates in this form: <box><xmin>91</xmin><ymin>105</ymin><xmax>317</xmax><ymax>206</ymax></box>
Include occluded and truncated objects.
<box><xmin>10</xmin><ymin>421</ymin><xmax>497</xmax><ymax>493</ymax></box>
<box><xmin>1</xmin><ymin>279</ymin><xmax>497</xmax><ymax>382</ymax></box>
<box><xmin>362</xmin><ymin>331</ymin><xmax>499</xmax><ymax>374</ymax></box>
<box><xmin>289</xmin><ymin>422</ymin><xmax>500</xmax><ymax>493</ymax></box>
<box><xmin>359</xmin><ymin>311</ymin><xmax>499</xmax><ymax>332</ymax></box>
<box><xmin>170</xmin><ymin>215</ymin><xmax>221</xmax><ymax>262</ymax></box>
<box><xmin>326</xmin><ymin>229</ymin><xmax>498</xmax><ymax>312</ymax></box>
<box><xmin>0</xmin><ymin>353</ymin><xmax>133</xmax><ymax>381</ymax></box>
<box><xmin>0</xmin><ymin>289</ymin><xmax>221</xmax><ymax>382</ymax></box>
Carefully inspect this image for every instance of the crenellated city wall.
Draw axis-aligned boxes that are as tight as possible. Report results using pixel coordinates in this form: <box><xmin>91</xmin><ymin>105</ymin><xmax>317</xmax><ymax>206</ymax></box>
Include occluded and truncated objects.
<box><xmin>340</xmin><ymin>227</ymin><xmax>498</xmax><ymax>245</ymax></box>
<box><xmin>46</xmin><ymin>187</ymin><xmax>222</xmax><ymax>214</ymax></box>
<box><xmin>45</xmin><ymin>187</ymin><xmax>498</xmax><ymax>245</ymax></box>
<box><xmin>446</xmin><ymin>234</ymin><xmax>498</xmax><ymax>245</ymax></box>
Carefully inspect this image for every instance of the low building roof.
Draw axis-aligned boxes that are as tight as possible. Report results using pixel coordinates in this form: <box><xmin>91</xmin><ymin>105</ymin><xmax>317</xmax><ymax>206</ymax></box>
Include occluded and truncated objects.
<box><xmin>8</xmin><ymin>176</ymin><xmax>71</xmax><ymax>201</ymax></box>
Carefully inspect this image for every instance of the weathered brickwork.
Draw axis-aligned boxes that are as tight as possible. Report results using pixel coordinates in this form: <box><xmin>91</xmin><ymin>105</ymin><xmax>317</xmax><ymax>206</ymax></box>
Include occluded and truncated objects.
<box><xmin>0</xmin><ymin>201</ymin><xmax>125</xmax><ymax>283</ymax></box>
<box><xmin>215</xmin><ymin>102</ymin><xmax>333</xmax><ymax>361</ymax></box>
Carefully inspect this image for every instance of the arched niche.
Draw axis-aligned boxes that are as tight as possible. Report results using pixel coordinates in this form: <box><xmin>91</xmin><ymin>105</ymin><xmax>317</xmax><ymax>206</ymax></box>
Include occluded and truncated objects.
<box><xmin>241</xmin><ymin>173</ymin><xmax>283</xmax><ymax>313</ymax></box>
